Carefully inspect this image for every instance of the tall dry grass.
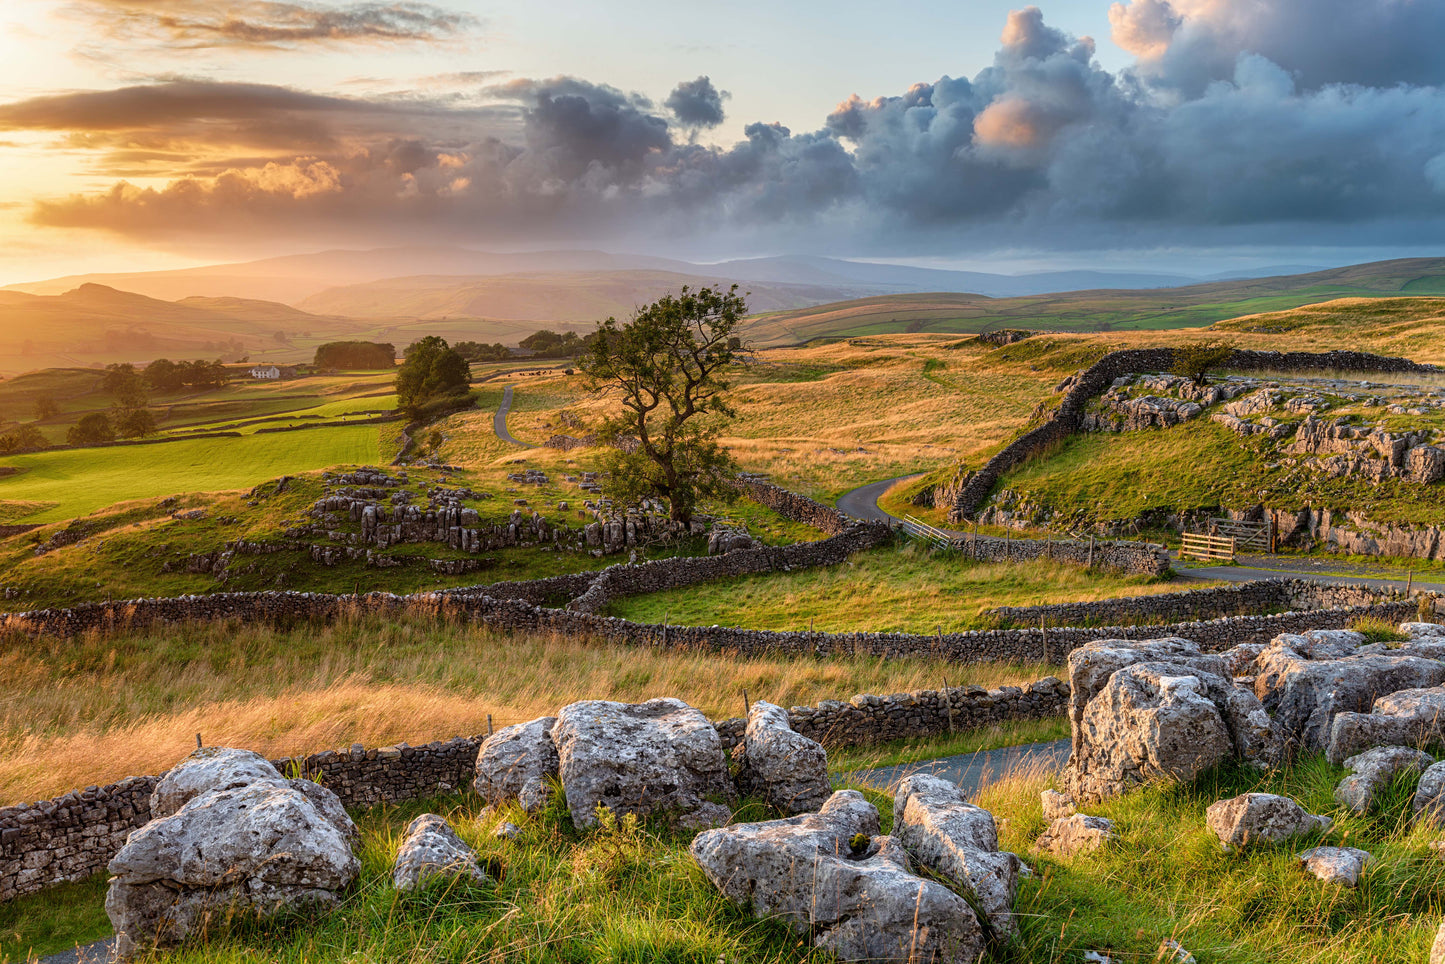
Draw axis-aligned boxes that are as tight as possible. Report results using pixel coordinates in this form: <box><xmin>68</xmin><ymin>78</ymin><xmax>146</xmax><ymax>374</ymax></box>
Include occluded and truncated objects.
<box><xmin>0</xmin><ymin>614</ymin><xmax>1051</xmax><ymax>805</ymax></box>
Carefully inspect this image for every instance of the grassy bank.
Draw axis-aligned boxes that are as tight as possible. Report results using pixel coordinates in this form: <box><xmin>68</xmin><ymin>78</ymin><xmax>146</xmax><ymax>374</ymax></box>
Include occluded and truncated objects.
<box><xmin>605</xmin><ymin>543</ymin><xmax>1197</xmax><ymax>635</ymax></box>
<box><xmin>0</xmin><ymin>614</ymin><xmax>1053</xmax><ymax>805</ymax></box>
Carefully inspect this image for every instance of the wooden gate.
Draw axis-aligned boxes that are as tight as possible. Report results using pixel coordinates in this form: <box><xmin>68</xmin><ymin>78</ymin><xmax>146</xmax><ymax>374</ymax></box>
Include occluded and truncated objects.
<box><xmin>902</xmin><ymin>515</ymin><xmax>954</xmax><ymax>550</ymax></box>
<box><xmin>1180</xmin><ymin>532</ymin><xmax>1237</xmax><ymax>564</ymax></box>
<box><xmin>1208</xmin><ymin>517</ymin><xmax>1272</xmax><ymax>552</ymax></box>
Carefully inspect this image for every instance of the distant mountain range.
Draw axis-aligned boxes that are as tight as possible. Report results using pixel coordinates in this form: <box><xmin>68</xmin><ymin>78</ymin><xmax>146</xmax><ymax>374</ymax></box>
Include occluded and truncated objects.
<box><xmin>7</xmin><ymin>246</ymin><xmax>1222</xmax><ymax>308</ymax></box>
<box><xmin>0</xmin><ymin>249</ymin><xmax>1440</xmax><ymax>375</ymax></box>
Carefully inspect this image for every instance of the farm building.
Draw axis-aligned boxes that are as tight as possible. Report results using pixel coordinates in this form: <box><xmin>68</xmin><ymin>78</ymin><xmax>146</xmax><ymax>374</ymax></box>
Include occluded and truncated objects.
<box><xmin>249</xmin><ymin>365</ymin><xmax>281</xmax><ymax>380</ymax></box>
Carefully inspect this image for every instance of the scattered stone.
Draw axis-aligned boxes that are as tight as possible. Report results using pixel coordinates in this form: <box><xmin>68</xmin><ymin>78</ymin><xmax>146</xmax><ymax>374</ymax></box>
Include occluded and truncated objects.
<box><xmin>494</xmin><ymin>821</ymin><xmax>522</xmax><ymax>840</ymax></box>
<box><xmin>733</xmin><ymin>700</ymin><xmax>830</xmax><ymax>815</ymax></box>
<box><xmin>1158</xmin><ymin>938</ymin><xmax>1197</xmax><ymax>963</ymax></box>
<box><xmin>1205</xmin><ymin>792</ymin><xmax>1330</xmax><ymax>849</ymax></box>
<box><xmin>1040</xmin><ymin>789</ymin><xmax>1076</xmax><ymax>822</ymax></box>
<box><xmin>1033</xmin><ymin>814</ymin><xmax>1115</xmax><ymax>856</ymax></box>
<box><xmin>1402</xmin><ymin>622</ymin><xmax>1445</xmax><ymax>638</ymax></box>
<box><xmin>1335</xmin><ymin>746</ymin><xmax>1434</xmax><ymax>812</ymax></box>
<box><xmin>552</xmin><ymin>698</ymin><xmax>732</xmax><ymax>828</ymax></box>
<box><xmin>893</xmin><ymin>774</ymin><xmax>1021</xmax><ymax>935</ymax></box>
<box><xmin>106</xmin><ymin>749</ymin><xmax>359</xmax><ymax>959</ymax></box>
<box><xmin>1431</xmin><ymin>920</ymin><xmax>1445</xmax><ymax>964</ymax></box>
<box><xmin>393</xmin><ymin>813</ymin><xmax>488</xmax><ymax>892</ymax></box>
<box><xmin>1298</xmin><ymin>846</ymin><xmax>1372</xmax><ymax>887</ymax></box>
<box><xmin>691</xmin><ymin>791</ymin><xmax>985</xmax><ymax>964</ymax></box>
<box><xmin>1413</xmin><ymin>761</ymin><xmax>1445</xmax><ymax>826</ymax></box>
<box><xmin>473</xmin><ymin>716</ymin><xmax>559</xmax><ymax>813</ymax></box>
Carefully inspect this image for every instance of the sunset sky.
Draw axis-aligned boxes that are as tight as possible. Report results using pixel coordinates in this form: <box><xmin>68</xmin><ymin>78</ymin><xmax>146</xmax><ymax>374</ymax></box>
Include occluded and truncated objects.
<box><xmin>1</xmin><ymin>0</ymin><xmax>1443</xmax><ymax>284</ymax></box>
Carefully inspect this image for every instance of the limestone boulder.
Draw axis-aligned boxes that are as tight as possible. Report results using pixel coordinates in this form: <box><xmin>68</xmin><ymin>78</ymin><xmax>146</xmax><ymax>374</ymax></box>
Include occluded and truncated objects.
<box><xmin>1205</xmin><ymin>792</ymin><xmax>1330</xmax><ymax>849</ymax></box>
<box><xmin>1033</xmin><ymin>814</ymin><xmax>1115</xmax><ymax>856</ymax></box>
<box><xmin>893</xmin><ymin>774</ymin><xmax>1021</xmax><ymax>935</ymax></box>
<box><xmin>149</xmin><ymin>746</ymin><xmax>286</xmax><ymax>819</ymax></box>
<box><xmin>1327</xmin><ymin>686</ymin><xmax>1445</xmax><ymax>764</ymax></box>
<box><xmin>1432</xmin><ymin>920</ymin><xmax>1445</xmax><ymax>964</ymax></box>
<box><xmin>107</xmin><ymin>778</ymin><xmax>359</xmax><ymax>958</ymax></box>
<box><xmin>392</xmin><ymin>813</ymin><xmax>488</xmax><ymax>892</ymax></box>
<box><xmin>473</xmin><ymin>716</ymin><xmax>559</xmax><ymax>813</ymax></box>
<box><xmin>1413</xmin><ymin>761</ymin><xmax>1445</xmax><ymax>826</ymax></box>
<box><xmin>1298</xmin><ymin>846</ymin><xmax>1372</xmax><ymax>887</ymax></box>
<box><xmin>552</xmin><ymin>698</ymin><xmax>732</xmax><ymax>828</ymax></box>
<box><xmin>1335</xmin><ymin>746</ymin><xmax>1434</xmax><ymax>812</ymax></box>
<box><xmin>1402</xmin><ymin>622</ymin><xmax>1445</xmax><ymax>639</ymax></box>
<box><xmin>1220</xmin><ymin>643</ymin><xmax>1265</xmax><ymax>679</ymax></box>
<box><xmin>1041</xmin><ymin>789</ymin><xmax>1076</xmax><ymax>822</ymax></box>
<box><xmin>1254</xmin><ymin>634</ymin><xmax>1445</xmax><ymax>755</ymax></box>
<box><xmin>691</xmin><ymin>791</ymin><xmax>985</xmax><ymax>964</ymax></box>
<box><xmin>734</xmin><ymin>700</ymin><xmax>830</xmax><ymax>815</ymax></box>
<box><xmin>707</xmin><ymin>528</ymin><xmax>761</xmax><ymax>555</ymax></box>
<box><xmin>1063</xmin><ymin>653</ymin><xmax>1276</xmax><ymax>802</ymax></box>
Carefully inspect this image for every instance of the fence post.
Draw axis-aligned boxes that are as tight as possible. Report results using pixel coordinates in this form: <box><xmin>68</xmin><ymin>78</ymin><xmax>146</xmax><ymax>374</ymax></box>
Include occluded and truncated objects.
<box><xmin>743</xmin><ymin>688</ymin><xmax>750</xmax><ymax>715</ymax></box>
<box><xmin>486</xmin><ymin>714</ymin><xmax>493</xmax><ymax>736</ymax></box>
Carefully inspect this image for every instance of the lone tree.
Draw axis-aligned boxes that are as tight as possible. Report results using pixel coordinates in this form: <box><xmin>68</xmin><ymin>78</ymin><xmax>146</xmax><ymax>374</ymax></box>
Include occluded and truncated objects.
<box><xmin>579</xmin><ymin>285</ymin><xmax>749</xmax><ymax>524</ymax></box>
<box><xmin>395</xmin><ymin>336</ymin><xmax>472</xmax><ymax>417</ymax></box>
<box><xmin>67</xmin><ymin>412</ymin><xmax>115</xmax><ymax>446</ymax></box>
<box><xmin>1172</xmin><ymin>342</ymin><xmax>1235</xmax><ymax>386</ymax></box>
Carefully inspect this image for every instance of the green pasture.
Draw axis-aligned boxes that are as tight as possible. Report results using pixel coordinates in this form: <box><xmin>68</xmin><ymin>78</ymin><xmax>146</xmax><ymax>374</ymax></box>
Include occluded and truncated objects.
<box><xmin>0</xmin><ymin>426</ymin><xmax>384</xmax><ymax>522</ymax></box>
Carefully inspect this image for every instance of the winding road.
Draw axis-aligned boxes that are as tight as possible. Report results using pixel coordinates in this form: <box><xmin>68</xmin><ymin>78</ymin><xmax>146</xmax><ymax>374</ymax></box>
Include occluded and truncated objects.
<box><xmin>493</xmin><ymin>385</ymin><xmax>533</xmax><ymax>448</ymax></box>
<box><xmin>835</xmin><ymin>475</ymin><xmax>1445</xmax><ymax>593</ymax></box>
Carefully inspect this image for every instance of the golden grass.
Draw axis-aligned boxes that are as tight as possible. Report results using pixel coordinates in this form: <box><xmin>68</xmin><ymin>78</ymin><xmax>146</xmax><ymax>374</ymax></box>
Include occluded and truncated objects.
<box><xmin>0</xmin><ymin>614</ymin><xmax>1053</xmax><ymax>804</ymax></box>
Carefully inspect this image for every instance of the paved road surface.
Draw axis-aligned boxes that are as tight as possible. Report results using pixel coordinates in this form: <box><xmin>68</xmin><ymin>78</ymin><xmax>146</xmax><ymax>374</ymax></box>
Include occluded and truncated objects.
<box><xmin>40</xmin><ymin>938</ymin><xmax>112</xmax><ymax>964</ymax></box>
<box><xmin>836</xmin><ymin>477</ymin><xmax>1445</xmax><ymax>593</ymax></box>
<box><xmin>493</xmin><ymin>385</ymin><xmax>532</xmax><ymax>447</ymax></box>
<box><xmin>843</xmin><ymin>739</ymin><xmax>1072</xmax><ymax>797</ymax></box>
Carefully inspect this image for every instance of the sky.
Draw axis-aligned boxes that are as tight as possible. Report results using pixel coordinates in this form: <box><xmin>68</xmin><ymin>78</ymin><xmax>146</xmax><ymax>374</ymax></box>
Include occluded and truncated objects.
<box><xmin>0</xmin><ymin>0</ymin><xmax>1443</xmax><ymax>284</ymax></box>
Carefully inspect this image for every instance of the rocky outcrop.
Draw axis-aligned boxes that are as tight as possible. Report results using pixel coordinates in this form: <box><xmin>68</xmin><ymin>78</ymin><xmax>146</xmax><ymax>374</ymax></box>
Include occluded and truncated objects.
<box><xmin>893</xmin><ymin>774</ymin><xmax>1021</xmax><ymax>935</ymax></box>
<box><xmin>552</xmin><ymin>698</ymin><xmax>732</xmax><ymax>828</ymax></box>
<box><xmin>105</xmin><ymin>748</ymin><xmax>359</xmax><ymax>958</ymax></box>
<box><xmin>1255</xmin><ymin>630</ymin><xmax>1445</xmax><ymax>756</ymax></box>
<box><xmin>1327</xmin><ymin>687</ymin><xmax>1445</xmax><ymax>765</ymax></box>
<box><xmin>690</xmin><ymin>791</ymin><xmax>986</xmax><ymax>964</ymax></box>
<box><xmin>1062</xmin><ymin>638</ymin><xmax>1276</xmax><ymax>802</ymax></box>
<box><xmin>1335</xmin><ymin>746</ymin><xmax>1434</xmax><ymax>813</ymax></box>
<box><xmin>392</xmin><ymin>813</ymin><xmax>488</xmax><ymax>892</ymax></box>
<box><xmin>1205</xmin><ymin>793</ymin><xmax>1330</xmax><ymax>849</ymax></box>
<box><xmin>473</xmin><ymin>717</ymin><xmax>559</xmax><ymax>813</ymax></box>
<box><xmin>1033</xmin><ymin>814</ymin><xmax>1115</xmax><ymax>857</ymax></box>
<box><xmin>1040</xmin><ymin>789</ymin><xmax>1076</xmax><ymax>822</ymax></box>
<box><xmin>733</xmin><ymin>700</ymin><xmax>830</xmax><ymax>815</ymax></box>
<box><xmin>1298</xmin><ymin>846</ymin><xmax>1371</xmax><ymax>887</ymax></box>
<box><xmin>707</xmin><ymin>528</ymin><xmax>762</xmax><ymax>556</ymax></box>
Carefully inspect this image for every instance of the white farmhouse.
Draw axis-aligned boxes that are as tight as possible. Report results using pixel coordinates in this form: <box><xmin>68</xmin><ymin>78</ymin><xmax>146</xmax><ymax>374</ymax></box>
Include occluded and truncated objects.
<box><xmin>249</xmin><ymin>365</ymin><xmax>281</xmax><ymax>380</ymax></box>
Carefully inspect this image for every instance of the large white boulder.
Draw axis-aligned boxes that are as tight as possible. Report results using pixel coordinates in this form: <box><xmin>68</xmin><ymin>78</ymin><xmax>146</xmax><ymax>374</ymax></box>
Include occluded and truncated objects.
<box><xmin>552</xmin><ymin>698</ymin><xmax>732</xmax><ymax>828</ymax></box>
<box><xmin>149</xmin><ymin>746</ymin><xmax>287</xmax><ymax>819</ymax></box>
<box><xmin>1327</xmin><ymin>687</ymin><xmax>1445</xmax><ymax>764</ymax></box>
<box><xmin>893</xmin><ymin>774</ymin><xmax>1021</xmax><ymax>936</ymax></box>
<box><xmin>735</xmin><ymin>700</ymin><xmax>830</xmax><ymax>815</ymax></box>
<box><xmin>473</xmin><ymin>716</ymin><xmax>559</xmax><ymax>813</ymax></box>
<box><xmin>1205</xmin><ymin>792</ymin><xmax>1329</xmax><ymax>849</ymax></box>
<box><xmin>691</xmin><ymin>791</ymin><xmax>985</xmax><ymax>964</ymax></box>
<box><xmin>106</xmin><ymin>750</ymin><xmax>359</xmax><ymax>959</ymax></box>
<box><xmin>1034</xmin><ymin>814</ymin><xmax>1115</xmax><ymax>856</ymax></box>
<box><xmin>1063</xmin><ymin>649</ymin><xmax>1276</xmax><ymax>802</ymax></box>
<box><xmin>392</xmin><ymin>813</ymin><xmax>489</xmax><ymax>892</ymax></box>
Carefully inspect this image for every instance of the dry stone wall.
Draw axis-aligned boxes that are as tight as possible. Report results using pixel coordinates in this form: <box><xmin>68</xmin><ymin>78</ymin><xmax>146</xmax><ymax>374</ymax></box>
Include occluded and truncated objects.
<box><xmin>0</xmin><ymin>680</ymin><xmax>1066</xmax><ymax>903</ymax></box>
<box><xmin>949</xmin><ymin>347</ymin><xmax>1438</xmax><ymax>522</ymax></box>
<box><xmin>943</xmin><ymin>531</ymin><xmax>1169</xmax><ymax>577</ymax></box>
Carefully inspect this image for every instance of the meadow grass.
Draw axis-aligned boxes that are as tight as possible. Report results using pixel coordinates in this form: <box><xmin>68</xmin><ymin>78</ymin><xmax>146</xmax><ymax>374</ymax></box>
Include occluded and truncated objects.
<box><xmin>0</xmin><ymin>426</ymin><xmax>385</xmax><ymax>522</ymax></box>
<box><xmin>0</xmin><ymin>613</ymin><xmax>1052</xmax><ymax>805</ymax></box>
<box><xmin>605</xmin><ymin>542</ymin><xmax>1197</xmax><ymax>635</ymax></box>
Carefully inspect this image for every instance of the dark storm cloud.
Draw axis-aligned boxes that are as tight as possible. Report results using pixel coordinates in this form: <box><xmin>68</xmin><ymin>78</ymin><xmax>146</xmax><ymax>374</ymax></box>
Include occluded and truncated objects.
<box><xmin>665</xmin><ymin>76</ymin><xmax>728</xmax><ymax>128</ymax></box>
<box><xmin>10</xmin><ymin>0</ymin><xmax>1445</xmax><ymax>253</ymax></box>
<box><xmin>69</xmin><ymin>0</ymin><xmax>476</xmax><ymax>50</ymax></box>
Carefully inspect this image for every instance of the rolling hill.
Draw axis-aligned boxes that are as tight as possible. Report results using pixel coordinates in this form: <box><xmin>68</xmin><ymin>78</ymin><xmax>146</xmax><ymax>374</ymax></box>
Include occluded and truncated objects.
<box><xmin>741</xmin><ymin>257</ymin><xmax>1445</xmax><ymax>346</ymax></box>
<box><xmin>0</xmin><ymin>285</ymin><xmax>358</xmax><ymax>374</ymax></box>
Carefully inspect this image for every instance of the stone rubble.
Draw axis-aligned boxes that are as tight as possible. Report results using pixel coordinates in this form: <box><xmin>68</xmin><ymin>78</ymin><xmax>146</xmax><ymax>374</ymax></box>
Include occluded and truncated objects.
<box><xmin>392</xmin><ymin>813</ymin><xmax>489</xmax><ymax>892</ymax></box>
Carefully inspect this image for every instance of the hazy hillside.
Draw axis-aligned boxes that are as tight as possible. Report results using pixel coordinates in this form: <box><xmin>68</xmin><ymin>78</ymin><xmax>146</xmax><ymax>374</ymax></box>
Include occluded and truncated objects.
<box><xmin>0</xmin><ymin>285</ymin><xmax>357</xmax><ymax>375</ymax></box>
<box><xmin>742</xmin><ymin>257</ymin><xmax>1445</xmax><ymax>346</ymax></box>
<box><xmin>296</xmin><ymin>270</ymin><xmax>883</xmax><ymax>321</ymax></box>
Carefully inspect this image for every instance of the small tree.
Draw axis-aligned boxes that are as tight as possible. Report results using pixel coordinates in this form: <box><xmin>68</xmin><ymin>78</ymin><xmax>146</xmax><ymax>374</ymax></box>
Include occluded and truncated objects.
<box><xmin>33</xmin><ymin>396</ymin><xmax>59</xmax><ymax>420</ymax></box>
<box><xmin>67</xmin><ymin>412</ymin><xmax>115</xmax><ymax>445</ymax></box>
<box><xmin>395</xmin><ymin>336</ymin><xmax>472</xmax><ymax>417</ymax></box>
<box><xmin>1171</xmin><ymin>342</ymin><xmax>1235</xmax><ymax>386</ymax></box>
<box><xmin>578</xmin><ymin>285</ymin><xmax>748</xmax><ymax>524</ymax></box>
<box><xmin>113</xmin><ymin>405</ymin><xmax>156</xmax><ymax>439</ymax></box>
<box><xmin>0</xmin><ymin>424</ymin><xmax>48</xmax><ymax>454</ymax></box>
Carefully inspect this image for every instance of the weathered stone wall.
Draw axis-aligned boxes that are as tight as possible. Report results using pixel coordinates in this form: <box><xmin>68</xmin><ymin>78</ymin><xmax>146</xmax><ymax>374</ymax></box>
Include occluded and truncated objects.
<box><xmin>949</xmin><ymin>347</ymin><xmax>1438</xmax><ymax>521</ymax></box>
<box><xmin>0</xmin><ymin>679</ymin><xmax>1067</xmax><ymax>902</ymax></box>
<box><xmin>944</xmin><ymin>531</ymin><xmax>1169</xmax><ymax>578</ymax></box>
